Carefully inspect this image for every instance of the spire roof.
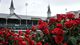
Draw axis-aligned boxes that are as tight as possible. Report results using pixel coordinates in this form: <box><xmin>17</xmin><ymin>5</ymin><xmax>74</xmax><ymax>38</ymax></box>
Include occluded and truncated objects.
<box><xmin>47</xmin><ymin>5</ymin><xmax>51</xmax><ymax>13</ymax></box>
<box><xmin>9</xmin><ymin>0</ymin><xmax>15</xmax><ymax>9</ymax></box>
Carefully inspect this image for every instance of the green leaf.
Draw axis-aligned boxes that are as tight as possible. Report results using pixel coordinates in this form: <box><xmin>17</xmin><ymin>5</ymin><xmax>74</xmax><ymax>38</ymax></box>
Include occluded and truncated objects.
<box><xmin>70</xmin><ymin>36</ymin><xmax>77</xmax><ymax>45</ymax></box>
<box><xmin>61</xmin><ymin>19</ymin><xmax>64</xmax><ymax>25</ymax></box>
<box><xmin>79</xmin><ymin>43</ymin><xmax>80</xmax><ymax>45</ymax></box>
<box><xmin>49</xmin><ymin>24</ymin><xmax>55</xmax><ymax>30</ymax></box>
<box><xmin>35</xmin><ymin>33</ymin><xmax>42</xmax><ymax>42</ymax></box>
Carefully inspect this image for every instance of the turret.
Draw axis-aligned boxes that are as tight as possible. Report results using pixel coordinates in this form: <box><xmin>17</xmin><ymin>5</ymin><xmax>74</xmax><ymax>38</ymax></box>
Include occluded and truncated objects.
<box><xmin>9</xmin><ymin>0</ymin><xmax>15</xmax><ymax>14</ymax></box>
<box><xmin>47</xmin><ymin>5</ymin><xmax>51</xmax><ymax>18</ymax></box>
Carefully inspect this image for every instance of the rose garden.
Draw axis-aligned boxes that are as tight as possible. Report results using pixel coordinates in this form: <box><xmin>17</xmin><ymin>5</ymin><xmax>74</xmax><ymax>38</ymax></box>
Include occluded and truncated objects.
<box><xmin>0</xmin><ymin>13</ymin><xmax>80</xmax><ymax>45</ymax></box>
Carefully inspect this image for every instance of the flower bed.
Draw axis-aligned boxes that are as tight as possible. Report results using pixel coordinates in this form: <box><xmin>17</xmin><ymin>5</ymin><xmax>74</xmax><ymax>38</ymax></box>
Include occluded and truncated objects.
<box><xmin>0</xmin><ymin>13</ymin><xmax>80</xmax><ymax>45</ymax></box>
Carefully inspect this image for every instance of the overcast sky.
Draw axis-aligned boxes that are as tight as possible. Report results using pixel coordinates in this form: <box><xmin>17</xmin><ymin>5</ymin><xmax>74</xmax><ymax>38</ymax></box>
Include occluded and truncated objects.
<box><xmin>0</xmin><ymin>0</ymin><xmax>80</xmax><ymax>17</ymax></box>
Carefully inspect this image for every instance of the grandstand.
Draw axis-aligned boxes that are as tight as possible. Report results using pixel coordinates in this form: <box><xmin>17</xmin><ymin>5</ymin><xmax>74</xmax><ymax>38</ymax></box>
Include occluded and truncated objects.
<box><xmin>0</xmin><ymin>13</ymin><xmax>46</xmax><ymax>29</ymax></box>
<box><xmin>0</xmin><ymin>0</ymin><xmax>51</xmax><ymax>30</ymax></box>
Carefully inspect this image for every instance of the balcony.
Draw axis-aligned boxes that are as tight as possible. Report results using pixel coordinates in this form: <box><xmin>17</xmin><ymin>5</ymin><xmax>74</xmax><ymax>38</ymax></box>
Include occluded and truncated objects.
<box><xmin>0</xmin><ymin>24</ymin><xmax>32</xmax><ymax>30</ymax></box>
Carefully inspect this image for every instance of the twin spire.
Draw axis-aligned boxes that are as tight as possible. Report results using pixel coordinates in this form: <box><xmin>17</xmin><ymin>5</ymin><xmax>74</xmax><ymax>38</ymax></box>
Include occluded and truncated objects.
<box><xmin>47</xmin><ymin>5</ymin><xmax>51</xmax><ymax>14</ymax></box>
<box><xmin>9</xmin><ymin>0</ymin><xmax>51</xmax><ymax>17</ymax></box>
<box><xmin>9</xmin><ymin>0</ymin><xmax>15</xmax><ymax>10</ymax></box>
<box><xmin>47</xmin><ymin>5</ymin><xmax>51</xmax><ymax>18</ymax></box>
<box><xmin>9</xmin><ymin>0</ymin><xmax>15</xmax><ymax>14</ymax></box>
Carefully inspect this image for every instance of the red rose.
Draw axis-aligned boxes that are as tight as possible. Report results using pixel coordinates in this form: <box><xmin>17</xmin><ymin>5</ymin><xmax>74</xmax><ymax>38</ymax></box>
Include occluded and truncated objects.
<box><xmin>57</xmin><ymin>14</ymin><xmax>66</xmax><ymax>22</ymax></box>
<box><xmin>43</xmin><ymin>28</ymin><xmax>49</xmax><ymax>34</ymax></box>
<box><xmin>14</xmin><ymin>37</ymin><xmax>19</xmax><ymax>41</ymax></box>
<box><xmin>56</xmin><ymin>23</ymin><xmax>63</xmax><ymax>29</ymax></box>
<box><xmin>0</xmin><ymin>31</ymin><xmax>3</xmax><ymax>35</ymax></box>
<box><xmin>75</xmin><ymin>20</ymin><xmax>80</xmax><ymax>24</ymax></box>
<box><xmin>49</xmin><ymin>17</ymin><xmax>56</xmax><ymax>25</ymax></box>
<box><xmin>32</xmin><ymin>25</ymin><xmax>36</xmax><ymax>31</ymax></box>
<box><xmin>56</xmin><ymin>18</ymin><xmax>62</xmax><ymax>22</ymax></box>
<box><xmin>31</xmin><ymin>34</ymin><xmax>36</xmax><ymax>38</ymax></box>
<box><xmin>38</xmin><ymin>22</ymin><xmax>48</xmax><ymax>30</ymax></box>
<box><xmin>12</xmin><ymin>33</ymin><xmax>19</xmax><ymax>37</ymax></box>
<box><xmin>25</xmin><ymin>34</ymin><xmax>29</xmax><ymax>38</ymax></box>
<box><xmin>3</xmin><ymin>41</ymin><xmax>8</xmax><ymax>45</ymax></box>
<box><xmin>6</xmin><ymin>32</ymin><xmax>11</xmax><ymax>37</ymax></box>
<box><xmin>64</xmin><ymin>21</ymin><xmax>73</xmax><ymax>28</ymax></box>
<box><xmin>25</xmin><ymin>38</ymin><xmax>30</xmax><ymax>42</ymax></box>
<box><xmin>70</xmin><ymin>20</ymin><xmax>77</xmax><ymax>26</ymax></box>
<box><xmin>57</xmin><ymin>14</ymin><xmax>61</xmax><ymax>18</ymax></box>
<box><xmin>75</xmin><ymin>18</ymin><xmax>80</xmax><ymax>24</ymax></box>
<box><xmin>29</xmin><ymin>40</ymin><xmax>35</xmax><ymax>45</ymax></box>
<box><xmin>18</xmin><ymin>30</ymin><xmax>23</xmax><ymax>35</ymax></box>
<box><xmin>61</xmin><ymin>14</ymin><xmax>66</xmax><ymax>19</ymax></box>
<box><xmin>65</xmin><ymin>20</ymin><xmax>77</xmax><ymax>28</ymax></box>
<box><xmin>38</xmin><ymin>24</ymin><xmax>44</xmax><ymax>30</ymax></box>
<box><xmin>18</xmin><ymin>37</ymin><xmax>23</xmax><ymax>42</ymax></box>
<box><xmin>54</xmin><ymin>35</ymin><xmax>64</xmax><ymax>44</ymax></box>
<box><xmin>51</xmin><ymin>28</ymin><xmax>64</xmax><ymax>35</ymax></box>
<box><xmin>38</xmin><ymin>19</ymin><xmax>43</xmax><ymax>24</ymax></box>
<box><xmin>44</xmin><ymin>43</ymin><xmax>49</xmax><ymax>45</ymax></box>
<box><xmin>36</xmin><ymin>42</ymin><xmax>42</xmax><ymax>45</ymax></box>
<box><xmin>21</xmin><ymin>41</ymin><xmax>27</xmax><ymax>45</ymax></box>
<box><xmin>26</xmin><ymin>29</ymin><xmax>31</xmax><ymax>34</ymax></box>
<box><xmin>66</xmin><ymin>13</ymin><xmax>74</xmax><ymax>19</ymax></box>
<box><xmin>63</xmin><ymin>43</ymin><xmax>68</xmax><ymax>45</ymax></box>
<box><xmin>57</xmin><ymin>14</ymin><xmax>66</xmax><ymax>19</ymax></box>
<box><xmin>9</xmin><ymin>32</ymin><xmax>14</xmax><ymax>35</ymax></box>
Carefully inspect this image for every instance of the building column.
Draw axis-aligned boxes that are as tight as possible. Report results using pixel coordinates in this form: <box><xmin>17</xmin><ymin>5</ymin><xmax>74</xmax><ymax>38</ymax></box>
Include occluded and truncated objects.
<box><xmin>20</xmin><ymin>19</ymin><xmax>21</xmax><ymax>25</ymax></box>
<box><xmin>6</xmin><ymin>18</ymin><xmax>8</xmax><ymax>25</ymax></box>
<box><xmin>26</xmin><ymin>20</ymin><xmax>28</xmax><ymax>29</ymax></box>
<box><xmin>32</xmin><ymin>20</ymin><xmax>33</xmax><ymax>26</ymax></box>
<box><xmin>26</xmin><ymin>20</ymin><xmax>27</xmax><ymax>25</ymax></box>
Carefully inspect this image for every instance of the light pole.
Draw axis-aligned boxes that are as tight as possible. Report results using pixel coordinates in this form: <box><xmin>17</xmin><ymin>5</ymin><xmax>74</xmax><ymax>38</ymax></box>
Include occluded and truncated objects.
<box><xmin>25</xmin><ymin>3</ymin><xmax>28</xmax><ymax>28</ymax></box>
